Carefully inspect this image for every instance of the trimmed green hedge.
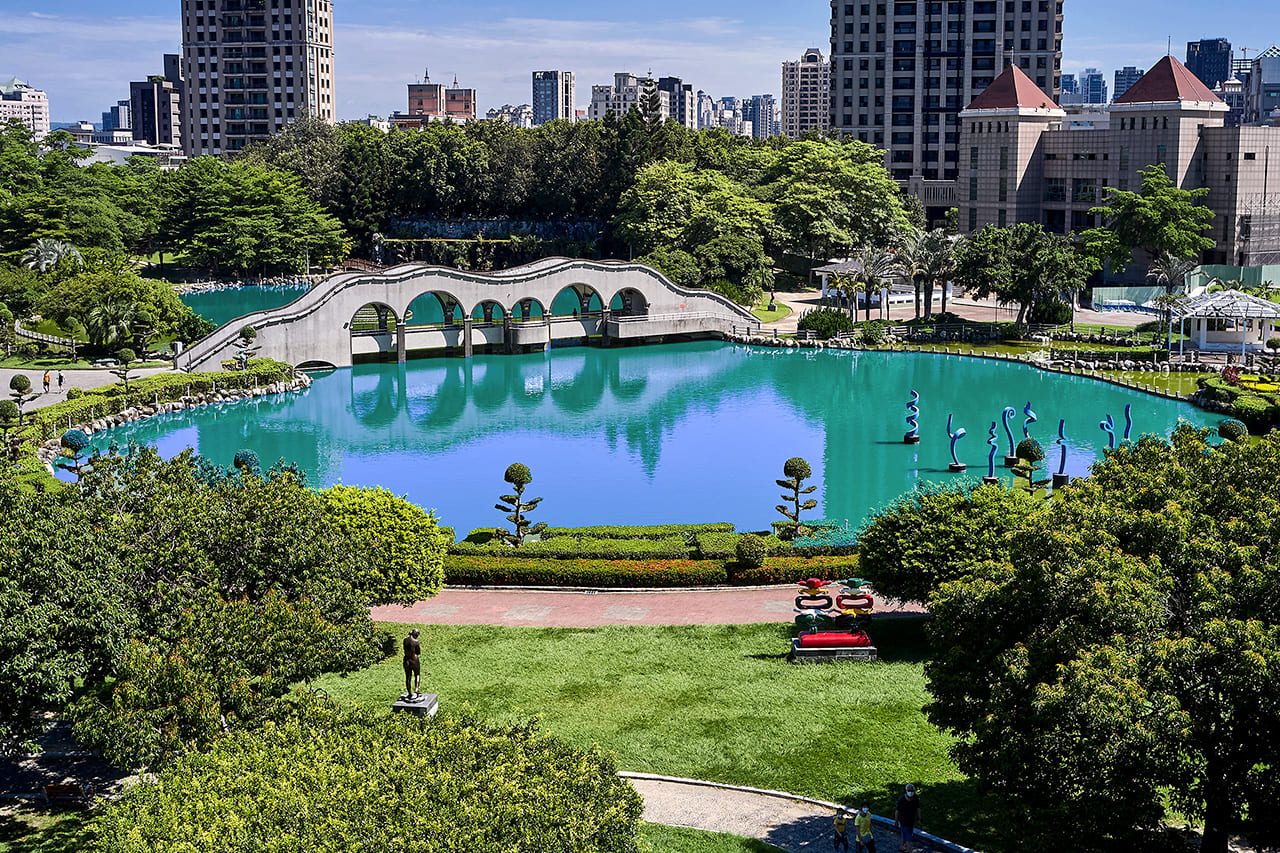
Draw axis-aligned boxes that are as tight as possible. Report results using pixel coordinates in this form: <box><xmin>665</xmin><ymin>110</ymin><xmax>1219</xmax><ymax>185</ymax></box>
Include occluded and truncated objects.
<box><xmin>450</xmin><ymin>536</ymin><xmax>696</xmax><ymax>560</ymax></box>
<box><xmin>540</xmin><ymin>523</ymin><xmax>735</xmax><ymax>540</ymax></box>
<box><xmin>728</xmin><ymin>555</ymin><xmax>861</xmax><ymax>586</ymax></box>
<box><xmin>444</xmin><ymin>555</ymin><xmax>729</xmax><ymax>587</ymax></box>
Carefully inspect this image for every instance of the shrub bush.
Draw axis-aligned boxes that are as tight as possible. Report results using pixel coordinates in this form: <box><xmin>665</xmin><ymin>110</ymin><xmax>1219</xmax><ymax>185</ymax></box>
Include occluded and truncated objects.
<box><xmin>541</xmin><ymin>523</ymin><xmax>734</xmax><ymax>540</ymax></box>
<box><xmin>797</xmin><ymin>308</ymin><xmax>853</xmax><ymax>339</ymax></box>
<box><xmin>734</xmin><ymin>534</ymin><xmax>768</xmax><ymax>568</ymax></box>
<box><xmin>444</xmin><ymin>555</ymin><xmax>728</xmax><ymax>587</ymax></box>
<box><xmin>858</xmin><ymin>320</ymin><xmax>892</xmax><ymax>346</ymax></box>
<box><xmin>727</xmin><ymin>555</ymin><xmax>861</xmax><ymax>585</ymax></box>
<box><xmin>1027</xmin><ymin>299</ymin><xmax>1073</xmax><ymax>325</ymax></box>
<box><xmin>1231</xmin><ymin>394</ymin><xmax>1275</xmax><ymax>430</ymax></box>
<box><xmin>1217</xmin><ymin>418</ymin><xmax>1249</xmax><ymax>442</ymax></box>
<box><xmin>693</xmin><ymin>531</ymin><xmax>741</xmax><ymax>559</ymax></box>
<box><xmin>65</xmin><ymin>387</ymin><xmax>83</xmax><ymax>400</ymax></box>
<box><xmin>449</xmin><ymin>536</ymin><xmax>695</xmax><ymax>561</ymax></box>
<box><xmin>321</xmin><ymin>484</ymin><xmax>449</xmax><ymax>606</ymax></box>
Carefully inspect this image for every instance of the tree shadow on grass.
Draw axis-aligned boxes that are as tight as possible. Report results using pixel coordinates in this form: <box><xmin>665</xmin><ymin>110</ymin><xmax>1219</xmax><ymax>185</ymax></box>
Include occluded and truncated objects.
<box><xmin>859</xmin><ymin>778</ymin><xmax>1007</xmax><ymax>853</ymax></box>
<box><xmin>0</xmin><ymin>806</ymin><xmax>92</xmax><ymax>853</ymax></box>
<box><xmin>868</xmin><ymin>615</ymin><xmax>931</xmax><ymax>664</ymax></box>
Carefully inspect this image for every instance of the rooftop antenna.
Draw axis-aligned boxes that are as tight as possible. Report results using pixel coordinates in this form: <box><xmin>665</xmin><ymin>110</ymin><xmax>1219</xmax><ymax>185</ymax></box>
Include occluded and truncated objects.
<box><xmin>1167</xmin><ymin>35</ymin><xmax>1171</xmax><ymax>56</ymax></box>
<box><xmin>424</xmin><ymin>67</ymin><xmax>430</xmax><ymax>83</ymax></box>
<box><xmin>453</xmin><ymin>74</ymin><xmax>459</xmax><ymax>86</ymax></box>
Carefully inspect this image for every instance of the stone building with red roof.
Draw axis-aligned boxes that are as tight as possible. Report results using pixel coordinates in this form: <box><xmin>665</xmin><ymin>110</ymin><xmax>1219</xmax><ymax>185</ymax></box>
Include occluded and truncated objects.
<box><xmin>958</xmin><ymin>56</ymin><xmax>1280</xmax><ymax>273</ymax></box>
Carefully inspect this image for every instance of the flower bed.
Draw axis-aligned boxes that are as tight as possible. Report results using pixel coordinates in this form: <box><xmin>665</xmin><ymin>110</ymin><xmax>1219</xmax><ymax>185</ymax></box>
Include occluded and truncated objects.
<box><xmin>444</xmin><ymin>555</ymin><xmax>729</xmax><ymax>587</ymax></box>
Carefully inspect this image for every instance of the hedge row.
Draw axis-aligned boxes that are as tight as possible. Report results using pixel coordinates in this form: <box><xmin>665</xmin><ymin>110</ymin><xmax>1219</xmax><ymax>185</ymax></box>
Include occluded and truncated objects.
<box><xmin>1197</xmin><ymin>376</ymin><xmax>1280</xmax><ymax>431</ymax></box>
<box><xmin>443</xmin><ymin>554</ymin><xmax>862</xmax><ymax>588</ymax></box>
<box><xmin>449</xmin><ymin>536</ymin><xmax>695</xmax><ymax>560</ymax></box>
<box><xmin>540</xmin><ymin>522</ymin><xmax>736</xmax><ymax>540</ymax></box>
<box><xmin>18</xmin><ymin>359</ymin><xmax>295</xmax><ymax>443</ymax></box>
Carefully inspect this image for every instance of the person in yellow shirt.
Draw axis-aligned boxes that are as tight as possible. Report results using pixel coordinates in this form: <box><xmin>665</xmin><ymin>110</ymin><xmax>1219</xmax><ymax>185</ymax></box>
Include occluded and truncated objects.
<box><xmin>833</xmin><ymin>808</ymin><xmax>851</xmax><ymax>851</ymax></box>
<box><xmin>854</xmin><ymin>804</ymin><xmax>876</xmax><ymax>853</ymax></box>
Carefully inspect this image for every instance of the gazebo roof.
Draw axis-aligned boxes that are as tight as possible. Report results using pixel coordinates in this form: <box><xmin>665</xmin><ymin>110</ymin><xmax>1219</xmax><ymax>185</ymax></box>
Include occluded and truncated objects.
<box><xmin>813</xmin><ymin>259</ymin><xmax>865</xmax><ymax>276</ymax></box>
<box><xmin>1173</xmin><ymin>289</ymin><xmax>1280</xmax><ymax>320</ymax></box>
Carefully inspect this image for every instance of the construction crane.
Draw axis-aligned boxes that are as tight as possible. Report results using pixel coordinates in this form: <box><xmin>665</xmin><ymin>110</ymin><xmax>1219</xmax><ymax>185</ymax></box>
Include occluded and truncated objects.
<box><xmin>1240</xmin><ymin>47</ymin><xmax>1256</xmax><ymax>61</ymax></box>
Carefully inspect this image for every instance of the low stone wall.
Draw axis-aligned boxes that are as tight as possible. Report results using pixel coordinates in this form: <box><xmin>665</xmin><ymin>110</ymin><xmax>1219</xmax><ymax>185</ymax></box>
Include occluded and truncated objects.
<box><xmin>36</xmin><ymin>375</ymin><xmax>312</xmax><ymax>471</ymax></box>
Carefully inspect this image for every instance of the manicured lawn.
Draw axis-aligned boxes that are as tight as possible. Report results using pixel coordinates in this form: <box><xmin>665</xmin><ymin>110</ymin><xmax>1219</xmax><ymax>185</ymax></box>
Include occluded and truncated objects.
<box><xmin>0</xmin><ymin>806</ymin><xmax>89</xmax><ymax>853</ymax></box>
<box><xmin>314</xmin><ymin>619</ymin><xmax>987</xmax><ymax>849</ymax></box>
<box><xmin>643</xmin><ymin>824</ymin><xmax>785</xmax><ymax>853</ymax></box>
<box><xmin>752</xmin><ymin>299</ymin><xmax>792</xmax><ymax>324</ymax></box>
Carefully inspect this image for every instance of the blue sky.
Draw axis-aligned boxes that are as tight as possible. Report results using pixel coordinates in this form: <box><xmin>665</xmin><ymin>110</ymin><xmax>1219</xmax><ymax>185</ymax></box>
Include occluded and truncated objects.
<box><xmin>1</xmin><ymin>0</ymin><xmax>1277</xmax><ymax>123</ymax></box>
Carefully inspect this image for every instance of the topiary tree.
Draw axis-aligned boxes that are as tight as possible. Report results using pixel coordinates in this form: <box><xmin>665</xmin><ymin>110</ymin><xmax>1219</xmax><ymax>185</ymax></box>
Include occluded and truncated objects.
<box><xmin>1013</xmin><ymin>437</ymin><xmax>1049</xmax><ymax>493</ymax></box>
<box><xmin>776</xmin><ymin>456</ymin><xmax>818</xmax><ymax>524</ymax></box>
<box><xmin>234</xmin><ymin>325</ymin><xmax>261</xmax><ymax>370</ymax></box>
<box><xmin>495</xmin><ymin>462</ymin><xmax>547</xmax><ymax>546</ymax></box>
<box><xmin>735</xmin><ymin>534</ymin><xmax>768</xmax><ymax>568</ymax></box>
<box><xmin>110</xmin><ymin>348</ymin><xmax>138</xmax><ymax>395</ymax></box>
<box><xmin>8</xmin><ymin>373</ymin><xmax>37</xmax><ymax>426</ymax></box>
<box><xmin>1217</xmin><ymin>418</ymin><xmax>1249</xmax><ymax>443</ymax></box>
<box><xmin>58</xmin><ymin>428</ymin><xmax>93</xmax><ymax>479</ymax></box>
<box><xmin>233</xmin><ymin>448</ymin><xmax>261</xmax><ymax>477</ymax></box>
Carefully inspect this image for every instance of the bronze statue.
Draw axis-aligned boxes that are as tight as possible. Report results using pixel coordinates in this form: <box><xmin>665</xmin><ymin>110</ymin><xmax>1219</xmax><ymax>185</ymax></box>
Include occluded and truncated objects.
<box><xmin>403</xmin><ymin>628</ymin><xmax>421</xmax><ymax>699</ymax></box>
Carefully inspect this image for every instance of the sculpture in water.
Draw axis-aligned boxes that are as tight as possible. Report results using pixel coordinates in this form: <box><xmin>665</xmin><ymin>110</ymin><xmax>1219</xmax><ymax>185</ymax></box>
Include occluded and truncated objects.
<box><xmin>1023</xmin><ymin>401</ymin><xmax>1037</xmax><ymax>437</ymax></box>
<box><xmin>984</xmin><ymin>421</ymin><xmax>1000</xmax><ymax>484</ymax></box>
<box><xmin>1053</xmin><ymin>419</ymin><xmax>1070</xmax><ymax>489</ymax></box>
<box><xmin>904</xmin><ymin>389</ymin><xmax>920</xmax><ymax>444</ymax></box>
<box><xmin>1001</xmin><ymin>406</ymin><xmax>1018</xmax><ymax>467</ymax></box>
<box><xmin>1124</xmin><ymin>403</ymin><xmax>1133</xmax><ymax>442</ymax></box>
<box><xmin>947</xmin><ymin>414</ymin><xmax>967</xmax><ymax>472</ymax></box>
<box><xmin>1100</xmin><ymin>414</ymin><xmax>1116</xmax><ymax>449</ymax></box>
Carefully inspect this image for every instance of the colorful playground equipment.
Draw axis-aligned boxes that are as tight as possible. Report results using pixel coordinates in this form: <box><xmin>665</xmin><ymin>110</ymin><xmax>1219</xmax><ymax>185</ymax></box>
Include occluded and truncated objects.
<box><xmin>790</xmin><ymin>577</ymin><xmax>878</xmax><ymax>662</ymax></box>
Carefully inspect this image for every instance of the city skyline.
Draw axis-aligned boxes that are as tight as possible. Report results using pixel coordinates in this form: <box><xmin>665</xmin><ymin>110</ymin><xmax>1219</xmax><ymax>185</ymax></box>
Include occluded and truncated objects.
<box><xmin>2</xmin><ymin>0</ymin><xmax>1279</xmax><ymax>123</ymax></box>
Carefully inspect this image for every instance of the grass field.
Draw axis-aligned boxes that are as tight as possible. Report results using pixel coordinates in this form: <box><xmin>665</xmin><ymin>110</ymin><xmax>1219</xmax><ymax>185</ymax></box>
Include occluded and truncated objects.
<box><xmin>642</xmin><ymin>824</ymin><xmax>785</xmax><ymax>853</ymax></box>
<box><xmin>313</xmin><ymin>619</ymin><xmax>990</xmax><ymax>849</ymax></box>
<box><xmin>0</xmin><ymin>806</ymin><xmax>88</xmax><ymax>853</ymax></box>
<box><xmin>751</xmin><ymin>299</ymin><xmax>792</xmax><ymax>324</ymax></box>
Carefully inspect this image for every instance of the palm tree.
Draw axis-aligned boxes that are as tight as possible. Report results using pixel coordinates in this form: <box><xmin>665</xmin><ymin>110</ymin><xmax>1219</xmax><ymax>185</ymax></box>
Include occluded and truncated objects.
<box><xmin>894</xmin><ymin>228</ymin><xmax>927</xmax><ymax>319</ymax></box>
<box><xmin>1146</xmin><ymin>251</ymin><xmax>1197</xmax><ymax>296</ymax></box>
<box><xmin>86</xmin><ymin>300</ymin><xmax>138</xmax><ymax>348</ymax></box>
<box><xmin>857</xmin><ymin>246</ymin><xmax>898</xmax><ymax>323</ymax></box>
<box><xmin>831</xmin><ymin>271</ymin><xmax>864</xmax><ymax>324</ymax></box>
<box><xmin>901</xmin><ymin>229</ymin><xmax>958</xmax><ymax>319</ymax></box>
<box><xmin>20</xmin><ymin>238</ymin><xmax>82</xmax><ymax>274</ymax></box>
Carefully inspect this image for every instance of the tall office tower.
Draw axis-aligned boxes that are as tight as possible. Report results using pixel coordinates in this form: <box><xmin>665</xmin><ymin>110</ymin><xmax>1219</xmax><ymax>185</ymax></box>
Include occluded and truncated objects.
<box><xmin>656</xmin><ymin>77</ymin><xmax>697</xmax><ymax>128</ymax></box>
<box><xmin>532</xmin><ymin>71</ymin><xmax>575</xmax><ymax>124</ymax></box>
<box><xmin>829</xmin><ymin>0</ymin><xmax>1062</xmax><ymax>198</ymax></box>
<box><xmin>696</xmin><ymin>89</ymin><xmax>715</xmax><ymax>128</ymax></box>
<box><xmin>180</xmin><ymin>0</ymin><xmax>335</xmax><ymax>157</ymax></box>
<box><xmin>744</xmin><ymin>94</ymin><xmax>779</xmax><ymax>138</ymax></box>
<box><xmin>1186</xmin><ymin>38</ymin><xmax>1232</xmax><ymax>89</ymax></box>
<box><xmin>1244</xmin><ymin>45</ymin><xmax>1280</xmax><ymax>124</ymax></box>
<box><xmin>131</xmin><ymin>54</ymin><xmax>185</xmax><ymax>148</ymax></box>
<box><xmin>1079</xmin><ymin>67</ymin><xmax>1106</xmax><ymax>103</ymax></box>
<box><xmin>102</xmin><ymin>100</ymin><xmax>131</xmax><ymax>131</ymax></box>
<box><xmin>1113</xmin><ymin>66</ymin><xmax>1144</xmax><ymax>101</ymax></box>
<box><xmin>0</xmin><ymin>78</ymin><xmax>50</xmax><ymax>140</ymax></box>
<box><xmin>781</xmin><ymin>48</ymin><xmax>829</xmax><ymax>138</ymax></box>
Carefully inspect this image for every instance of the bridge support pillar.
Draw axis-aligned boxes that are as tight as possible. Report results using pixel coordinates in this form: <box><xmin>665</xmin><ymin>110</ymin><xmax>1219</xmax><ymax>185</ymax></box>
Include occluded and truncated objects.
<box><xmin>600</xmin><ymin>309</ymin><xmax>612</xmax><ymax>347</ymax></box>
<box><xmin>396</xmin><ymin>322</ymin><xmax>406</xmax><ymax>363</ymax></box>
<box><xmin>463</xmin><ymin>316</ymin><xmax>473</xmax><ymax>358</ymax></box>
<box><xmin>503</xmin><ymin>318</ymin><xmax>513</xmax><ymax>354</ymax></box>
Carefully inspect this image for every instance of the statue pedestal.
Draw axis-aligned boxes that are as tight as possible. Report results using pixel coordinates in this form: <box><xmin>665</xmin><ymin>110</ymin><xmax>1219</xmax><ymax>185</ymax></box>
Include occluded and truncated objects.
<box><xmin>948</xmin><ymin>462</ymin><xmax>967</xmax><ymax>473</ymax></box>
<box><xmin>1052</xmin><ymin>473</ymin><xmax>1070</xmax><ymax>489</ymax></box>
<box><xmin>1003</xmin><ymin>455</ymin><xmax>1020</xmax><ymax>468</ymax></box>
<box><xmin>391</xmin><ymin>693</ymin><xmax>439</xmax><ymax>718</ymax></box>
<box><xmin>903</xmin><ymin>434</ymin><xmax>920</xmax><ymax>444</ymax></box>
<box><xmin>982</xmin><ymin>475</ymin><xmax>1000</xmax><ymax>485</ymax></box>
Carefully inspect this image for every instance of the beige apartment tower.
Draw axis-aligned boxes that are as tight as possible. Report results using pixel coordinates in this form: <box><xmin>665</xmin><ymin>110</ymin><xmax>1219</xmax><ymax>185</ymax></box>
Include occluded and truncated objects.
<box><xmin>782</xmin><ymin>48</ymin><xmax>831</xmax><ymax>138</ymax></box>
<box><xmin>180</xmin><ymin>0</ymin><xmax>335</xmax><ymax>156</ymax></box>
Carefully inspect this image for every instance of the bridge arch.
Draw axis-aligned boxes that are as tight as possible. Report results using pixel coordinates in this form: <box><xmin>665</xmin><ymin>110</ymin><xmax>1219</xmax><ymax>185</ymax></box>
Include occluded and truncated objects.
<box><xmin>550</xmin><ymin>283</ymin><xmax>604</xmax><ymax>317</ymax></box>
<box><xmin>509</xmin><ymin>297</ymin><xmax>546</xmax><ymax>322</ymax></box>
<box><xmin>405</xmin><ymin>290</ymin><xmax>466</xmax><ymax>326</ymax></box>
<box><xmin>470</xmin><ymin>300</ymin><xmax>506</xmax><ymax>324</ymax></box>
<box><xmin>608</xmin><ymin>288</ymin><xmax>649</xmax><ymax>317</ymax></box>
<box><xmin>349</xmin><ymin>301</ymin><xmax>400</xmax><ymax>362</ymax></box>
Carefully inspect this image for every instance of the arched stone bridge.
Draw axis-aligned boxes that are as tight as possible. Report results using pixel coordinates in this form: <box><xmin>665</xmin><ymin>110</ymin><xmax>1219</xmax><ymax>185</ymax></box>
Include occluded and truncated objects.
<box><xmin>179</xmin><ymin>258</ymin><xmax>763</xmax><ymax>371</ymax></box>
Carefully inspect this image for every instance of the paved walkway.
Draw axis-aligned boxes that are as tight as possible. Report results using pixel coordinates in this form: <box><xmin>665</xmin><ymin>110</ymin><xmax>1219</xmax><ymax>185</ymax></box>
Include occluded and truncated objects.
<box><xmin>0</xmin><ymin>366</ymin><xmax>173</xmax><ymax>412</ymax></box>
<box><xmin>372</xmin><ymin>586</ymin><xmax>927</xmax><ymax>627</ymax></box>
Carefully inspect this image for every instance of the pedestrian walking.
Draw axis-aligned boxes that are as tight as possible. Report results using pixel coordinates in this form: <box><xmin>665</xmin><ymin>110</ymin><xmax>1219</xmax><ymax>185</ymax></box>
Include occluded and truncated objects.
<box><xmin>855</xmin><ymin>804</ymin><xmax>876</xmax><ymax>853</ymax></box>
<box><xmin>894</xmin><ymin>784</ymin><xmax>922</xmax><ymax>853</ymax></box>
<box><xmin>42</xmin><ymin>370</ymin><xmax>50</xmax><ymax>393</ymax></box>
<box><xmin>57</xmin><ymin>369</ymin><xmax>64</xmax><ymax>390</ymax></box>
<box><xmin>833</xmin><ymin>808</ymin><xmax>851</xmax><ymax>851</ymax></box>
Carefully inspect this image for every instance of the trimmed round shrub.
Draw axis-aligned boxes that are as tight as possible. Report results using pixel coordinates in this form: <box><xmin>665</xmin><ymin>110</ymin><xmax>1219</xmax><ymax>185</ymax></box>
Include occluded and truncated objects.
<box><xmin>239</xmin><ymin>325</ymin><xmax>258</xmax><ymax>342</ymax></box>
<box><xmin>0</xmin><ymin>399</ymin><xmax>19</xmax><ymax>427</ymax></box>
<box><xmin>1016</xmin><ymin>437</ymin><xmax>1045</xmax><ymax>463</ymax></box>
<box><xmin>1232</xmin><ymin>394</ymin><xmax>1274</xmax><ymax>430</ymax></box>
<box><xmin>65</xmin><ymin>387</ymin><xmax>83</xmax><ymax>400</ymax></box>
<box><xmin>60</xmin><ymin>429</ymin><xmax>91</xmax><ymax>454</ymax></box>
<box><xmin>1217</xmin><ymin>418</ymin><xmax>1249</xmax><ymax>442</ymax></box>
<box><xmin>796</xmin><ymin>308</ymin><xmax>853</xmax><ymax>339</ymax></box>
<box><xmin>783</xmin><ymin>457</ymin><xmax>812</xmax><ymax>481</ymax></box>
<box><xmin>504</xmin><ymin>462</ymin><xmax>533</xmax><ymax>487</ymax></box>
<box><xmin>117</xmin><ymin>348</ymin><xmax>137</xmax><ymax>364</ymax></box>
<box><xmin>735</xmin><ymin>534</ymin><xmax>768</xmax><ymax>568</ymax></box>
<box><xmin>9</xmin><ymin>374</ymin><xmax>31</xmax><ymax>394</ymax></box>
<box><xmin>1268</xmin><ymin>337</ymin><xmax>1280</xmax><ymax>352</ymax></box>
<box><xmin>232</xmin><ymin>448</ymin><xmax>260</xmax><ymax>472</ymax></box>
<box><xmin>321</xmin><ymin>484</ymin><xmax>448</xmax><ymax>605</ymax></box>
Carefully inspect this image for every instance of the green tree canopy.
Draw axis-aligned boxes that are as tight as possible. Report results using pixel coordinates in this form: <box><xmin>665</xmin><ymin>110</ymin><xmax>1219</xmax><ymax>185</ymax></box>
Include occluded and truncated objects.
<box><xmin>1083</xmin><ymin>164</ymin><xmax>1216</xmax><ymax>271</ymax></box>
<box><xmin>952</xmin><ymin>223</ymin><xmax>1089</xmax><ymax>325</ymax></box>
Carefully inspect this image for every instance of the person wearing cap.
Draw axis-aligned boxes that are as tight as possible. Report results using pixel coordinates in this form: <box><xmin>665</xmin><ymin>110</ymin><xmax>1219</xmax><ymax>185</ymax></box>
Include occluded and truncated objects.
<box><xmin>833</xmin><ymin>807</ymin><xmax>851</xmax><ymax>851</ymax></box>
<box><xmin>854</xmin><ymin>804</ymin><xmax>876</xmax><ymax>853</ymax></box>
<box><xmin>894</xmin><ymin>784</ymin><xmax>921</xmax><ymax>852</ymax></box>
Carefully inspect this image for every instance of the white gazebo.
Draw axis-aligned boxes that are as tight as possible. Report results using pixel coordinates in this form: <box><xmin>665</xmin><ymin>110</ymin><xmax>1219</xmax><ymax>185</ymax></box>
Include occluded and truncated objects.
<box><xmin>1173</xmin><ymin>290</ymin><xmax>1280</xmax><ymax>357</ymax></box>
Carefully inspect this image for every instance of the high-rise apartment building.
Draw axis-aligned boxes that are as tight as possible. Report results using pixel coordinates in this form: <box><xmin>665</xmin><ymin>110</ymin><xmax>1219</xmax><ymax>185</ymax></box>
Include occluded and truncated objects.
<box><xmin>782</xmin><ymin>48</ymin><xmax>829</xmax><ymax>138</ymax></box>
<box><xmin>744</xmin><ymin>94</ymin><xmax>779</xmax><ymax>138</ymax></box>
<box><xmin>0</xmin><ymin>78</ymin><xmax>50</xmax><ymax>140</ymax></box>
<box><xmin>130</xmin><ymin>54</ymin><xmax>185</xmax><ymax>148</ymax></box>
<box><xmin>587</xmin><ymin>73</ymin><xmax>669</xmax><ymax>121</ymax></box>
<box><xmin>102</xmin><ymin>100</ymin><xmax>131</xmax><ymax>132</ymax></box>
<box><xmin>399</xmin><ymin>74</ymin><xmax>477</xmax><ymax>124</ymax></box>
<box><xmin>180</xmin><ymin>0</ymin><xmax>335</xmax><ymax>156</ymax></box>
<box><xmin>532</xmin><ymin>71</ymin><xmax>575</xmax><ymax>125</ymax></box>
<box><xmin>1079</xmin><ymin>67</ymin><xmax>1106</xmax><ymax>103</ymax></box>
<box><xmin>829</xmin><ymin>0</ymin><xmax>1062</xmax><ymax>202</ymax></box>
<box><xmin>656</xmin><ymin>77</ymin><xmax>697</xmax><ymax>128</ymax></box>
<box><xmin>1113</xmin><ymin>66</ymin><xmax>1144</xmax><ymax>101</ymax></box>
<box><xmin>1186</xmin><ymin>38</ymin><xmax>1232</xmax><ymax>90</ymax></box>
<box><xmin>1245</xmin><ymin>45</ymin><xmax>1280</xmax><ymax>124</ymax></box>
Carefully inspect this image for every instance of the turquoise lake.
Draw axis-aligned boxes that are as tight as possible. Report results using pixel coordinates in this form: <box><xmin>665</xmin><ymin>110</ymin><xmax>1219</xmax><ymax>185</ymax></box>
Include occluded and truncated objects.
<box><xmin>74</xmin><ymin>342</ymin><xmax>1214</xmax><ymax>535</ymax></box>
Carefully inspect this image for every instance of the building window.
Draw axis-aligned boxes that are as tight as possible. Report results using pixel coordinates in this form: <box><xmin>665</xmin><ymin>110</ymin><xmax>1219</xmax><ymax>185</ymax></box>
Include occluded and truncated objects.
<box><xmin>970</xmin><ymin>176</ymin><xmax>979</xmax><ymax>200</ymax></box>
<box><xmin>998</xmin><ymin>178</ymin><xmax>1008</xmax><ymax>202</ymax></box>
<box><xmin>998</xmin><ymin>209</ymin><xmax>1007</xmax><ymax>227</ymax></box>
<box><xmin>969</xmin><ymin>208</ymin><xmax>978</xmax><ymax>230</ymax></box>
<box><xmin>999</xmin><ymin>145</ymin><xmax>1008</xmax><ymax>170</ymax></box>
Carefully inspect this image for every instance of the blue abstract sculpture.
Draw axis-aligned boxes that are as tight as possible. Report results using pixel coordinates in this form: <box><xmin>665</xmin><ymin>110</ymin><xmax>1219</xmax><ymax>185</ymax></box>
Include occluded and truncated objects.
<box><xmin>947</xmin><ymin>414</ymin><xmax>967</xmax><ymax>472</ymax></box>
<box><xmin>1123</xmin><ymin>403</ymin><xmax>1133</xmax><ymax>442</ymax></box>
<box><xmin>984</xmin><ymin>421</ymin><xmax>1000</xmax><ymax>483</ymax></box>
<box><xmin>1056</xmin><ymin>419</ymin><xmax>1068</xmax><ymax>476</ymax></box>
<box><xmin>1023</xmin><ymin>402</ymin><xmax>1037</xmax><ymax>438</ymax></box>
<box><xmin>1100</xmin><ymin>414</ymin><xmax>1116</xmax><ymax>449</ymax></box>
<box><xmin>904</xmin><ymin>389</ymin><xmax>920</xmax><ymax>444</ymax></box>
<box><xmin>1001</xmin><ymin>406</ymin><xmax>1018</xmax><ymax>467</ymax></box>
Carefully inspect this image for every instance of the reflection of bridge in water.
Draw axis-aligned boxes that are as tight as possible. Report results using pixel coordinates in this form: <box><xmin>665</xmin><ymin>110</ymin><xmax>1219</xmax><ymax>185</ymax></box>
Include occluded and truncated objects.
<box><xmin>179</xmin><ymin>257</ymin><xmax>761</xmax><ymax>371</ymax></box>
